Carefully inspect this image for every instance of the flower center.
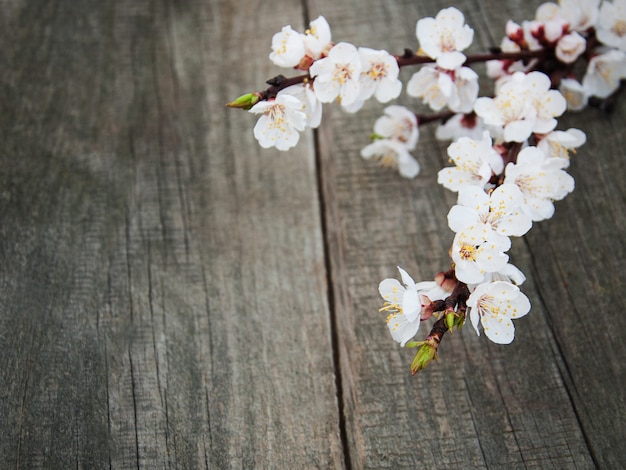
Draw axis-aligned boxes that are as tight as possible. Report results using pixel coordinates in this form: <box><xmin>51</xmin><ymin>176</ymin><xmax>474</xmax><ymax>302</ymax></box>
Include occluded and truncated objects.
<box><xmin>459</xmin><ymin>243</ymin><xmax>478</xmax><ymax>261</ymax></box>
<box><xmin>612</xmin><ymin>20</ymin><xmax>626</xmax><ymax>38</ymax></box>
<box><xmin>334</xmin><ymin>64</ymin><xmax>353</xmax><ymax>84</ymax></box>
<box><xmin>266</xmin><ymin>103</ymin><xmax>287</xmax><ymax>131</ymax></box>
<box><xmin>368</xmin><ymin>62</ymin><xmax>388</xmax><ymax>80</ymax></box>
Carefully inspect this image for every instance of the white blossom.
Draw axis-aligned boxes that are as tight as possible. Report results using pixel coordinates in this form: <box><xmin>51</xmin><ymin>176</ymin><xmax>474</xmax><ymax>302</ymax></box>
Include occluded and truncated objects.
<box><xmin>554</xmin><ymin>0</ymin><xmax>600</xmax><ymax>32</ymax></box>
<box><xmin>416</xmin><ymin>7</ymin><xmax>474</xmax><ymax>70</ymax></box>
<box><xmin>303</xmin><ymin>16</ymin><xmax>333</xmax><ymax>60</ymax></box>
<box><xmin>559</xmin><ymin>77</ymin><xmax>588</xmax><ymax>110</ymax></box>
<box><xmin>310</xmin><ymin>42</ymin><xmax>362</xmax><ymax>106</ymax></box>
<box><xmin>556</xmin><ymin>32</ymin><xmax>586</xmax><ymax>63</ymax></box>
<box><xmin>361</xmin><ymin>139</ymin><xmax>420</xmax><ymax>179</ymax></box>
<box><xmin>537</xmin><ymin>128</ymin><xmax>586</xmax><ymax>164</ymax></box>
<box><xmin>407</xmin><ymin>65</ymin><xmax>450</xmax><ymax>111</ymax></box>
<box><xmin>504</xmin><ymin>146</ymin><xmax>575</xmax><ymax>221</ymax></box>
<box><xmin>269</xmin><ymin>16</ymin><xmax>333</xmax><ymax>69</ymax></box>
<box><xmin>467</xmin><ymin>281</ymin><xmax>531</xmax><ymax>344</ymax></box>
<box><xmin>582</xmin><ymin>48</ymin><xmax>626</xmax><ymax>98</ymax></box>
<box><xmin>447</xmin><ymin>184</ymin><xmax>533</xmax><ymax>237</ymax></box>
<box><xmin>437</xmin><ymin>131</ymin><xmax>503</xmax><ymax>192</ymax></box>
<box><xmin>435</xmin><ymin>113</ymin><xmax>485</xmax><ymax>141</ymax></box>
<box><xmin>355</xmin><ymin>48</ymin><xmax>402</xmax><ymax>104</ymax></box>
<box><xmin>451</xmin><ymin>224</ymin><xmax>511</xmax><ymax>284</ymax></box>
<box><xmin>279</xmin><ymin>83</ymin><xmax>323</xmax><ymax>128</ymax></box>
<box><xmin>372</xmin><ymin>105</ymin><xmax>419</xmax><ymax>150</ymax></box>
<box><xmin>533</xmin><ymin>5</ymin><xmax>569</xmax><ymax>42</ymax></box>
<box><xmin>478</xmin><ymin>263</ymin><xmax>527</xmax><ymax>286</ymax></box>
<box><xmin>474</xmin><ymin>71</ymin><xmax>566</xmax><ymax>142</ymax></box>
<box><xmin>407</xmin><ymin>65</ymin><xmax>479</xmax><ymax>113</ymax></box>
<box><xmin>486</xmin><ymin>36</ymin><xmax>536</xmax><ymax>80</ymax></box>
<box><xmin>378</xmin><ymin>267</ymin><xmax>447</xmax><ymax>346</ymax></box>
<box><xmin>269</xmin><ymin>26</ymin><xmax>306</xmax><ymax>68</ymax></box>
<box><xmin>597</xmin><ymin>0</ymin><xmax>626</xmax><ymax>50</ymax></box>
<box><xmin>249</xmin><ymin>92</ymin><xmax>307</xmax><ymax>150</ymax></box>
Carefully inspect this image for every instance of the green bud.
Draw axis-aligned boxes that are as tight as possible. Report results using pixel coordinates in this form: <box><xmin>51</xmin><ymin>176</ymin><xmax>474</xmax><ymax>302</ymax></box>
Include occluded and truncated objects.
<box><xmin>410</xmin><ymin>340</ymin><xmax>438</xmax><ymax>375</ymax></box>
<box><xmin>445</xmin><ymin>313</ymin><xmax>456</xmax><ymax>331</ymax></box>
<box><xmin>369</xmin><ymin>133</ymin><xmax>385</xmax><ymax>141</ymax></box>
<box><xmin>455</xmin><ymin>313</ymin><xmax>466</xmax><ymax>330</ymax></box>
<box><xmin>404</xmin><ymin>341</ymin><xmax>425</xmax><ymax>349</ymax></box>
<box><xmin>226</xmin><ymin>92</ymin><xmax>260</xmax><ymax>110</ymax></box>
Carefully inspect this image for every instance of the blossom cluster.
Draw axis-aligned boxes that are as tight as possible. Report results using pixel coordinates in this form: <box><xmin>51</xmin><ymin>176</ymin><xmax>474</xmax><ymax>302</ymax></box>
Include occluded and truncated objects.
<box><xmin>229</xmin><ymin>0</ymin><xmax>624</xmax><ymax>373</ymax></box>
<box><xmin>248</xmin><ymin>16</ymin><xmax>403</xmax><ymax>151</ymax></box>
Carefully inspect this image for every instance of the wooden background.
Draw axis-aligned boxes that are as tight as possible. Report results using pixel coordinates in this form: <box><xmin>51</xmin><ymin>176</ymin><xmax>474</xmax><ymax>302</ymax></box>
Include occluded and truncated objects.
<box><xmin>0</xmin><ymin>0</ymin><xmax>624</xmax><ymax>468</ymax></box>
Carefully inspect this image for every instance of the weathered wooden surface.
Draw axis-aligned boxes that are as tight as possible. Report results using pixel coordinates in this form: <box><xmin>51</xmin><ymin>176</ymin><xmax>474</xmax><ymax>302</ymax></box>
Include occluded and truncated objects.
<box><xmin>0</xmin><ymin>0</ymin><xmax>624</xmax><ymax>468</ymax></box>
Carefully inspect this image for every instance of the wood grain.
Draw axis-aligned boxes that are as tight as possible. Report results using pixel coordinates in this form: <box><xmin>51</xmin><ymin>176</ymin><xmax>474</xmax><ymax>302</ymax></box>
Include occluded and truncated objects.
<box><xmin>0</xmin><ymin>0</ymin><xmax>624</xmax><ymax>468</ymax></box>
<box><xmin>312</xmin><ymin>0</ymin><xmax>625</xmax><ymax>468</ymax></box>
<box><xmin>0</xmin><ymin>1</ymin><xmax>342</xmax><ymax>468</ymax></box>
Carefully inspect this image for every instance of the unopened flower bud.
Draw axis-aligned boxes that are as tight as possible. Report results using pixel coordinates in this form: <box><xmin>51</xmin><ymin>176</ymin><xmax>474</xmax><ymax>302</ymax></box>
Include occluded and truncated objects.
<box><xmin>506</xmin><ymin>20</ymin><xmax>523</xmax><ymax>43</ymax></box>
<box><xmin>556</xmin><ymin>32</ymin><xmax>586</xmax><ymax>64</ymax></box>
<box><xmin>410</xmin><ymin>339</ymin><xmax>438</xmax><ymax>375</ymax></box>
<box><xmin>435</xmin><ymin>271</ymin><xmax>457</xmax><ymax>293</ymax></box>
<box><xmin>445</xmin><ymin>312</ymin><xmax>456</xmax><ymax>331</ymax></box>
<box><xmin>226</xmin><ymin>92</ymin><xmax>261</xmax><ymax>110</ymax></box>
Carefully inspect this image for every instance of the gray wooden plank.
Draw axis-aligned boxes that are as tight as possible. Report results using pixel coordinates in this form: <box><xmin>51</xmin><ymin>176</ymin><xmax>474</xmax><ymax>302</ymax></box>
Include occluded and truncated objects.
<box><xmin>0</xmin><ymin>0</ymin><xmax>343</xmax><ymax>468</ymax></box>
<box><xmin>311</xmin><ymin>0</ymin><xmax>624</xmax><ymax>468</ymax></box>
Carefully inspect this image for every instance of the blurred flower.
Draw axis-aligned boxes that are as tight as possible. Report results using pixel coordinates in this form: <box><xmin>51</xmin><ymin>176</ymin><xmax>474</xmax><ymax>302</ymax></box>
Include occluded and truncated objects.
<box><xmin>416</xmin><ymin>7</ymin><xmax>474</xmax><ymax>70</ymax></box>
<box><xmin>310</xmin><ymin>42</ymin><xmax>362</xmax><ymax>106</ymax></box>
<box><xmin>597</xmin><ymin>0</ymin><xmax>626</xmax><ymax>50</ymax></box>
<box><xmin>582</xmin><ymin>48</ymin><xmax>626</xmax><ymax>98</ymax></box>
